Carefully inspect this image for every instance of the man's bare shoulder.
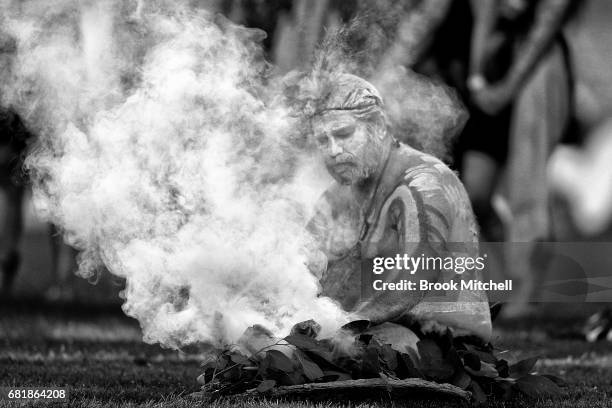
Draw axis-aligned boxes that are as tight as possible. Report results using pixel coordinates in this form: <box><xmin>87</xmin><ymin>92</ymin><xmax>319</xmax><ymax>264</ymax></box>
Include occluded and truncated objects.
<box><xmin>388</xmin><ymin>144</ymin><xmax>477</xmax><ymax>242</ymax></box>
<box><xmin>396</xmin><ymin>144</ymin><xmax>463</xmax><ymax>191</ymax></box>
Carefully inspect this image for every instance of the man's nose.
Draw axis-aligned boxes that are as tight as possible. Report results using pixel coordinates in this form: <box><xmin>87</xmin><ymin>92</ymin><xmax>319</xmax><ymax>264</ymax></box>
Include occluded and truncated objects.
<box><xmin>328</xmin><ymin>138</ymin><xmax>343</xmax><ymax>157</ymax></box>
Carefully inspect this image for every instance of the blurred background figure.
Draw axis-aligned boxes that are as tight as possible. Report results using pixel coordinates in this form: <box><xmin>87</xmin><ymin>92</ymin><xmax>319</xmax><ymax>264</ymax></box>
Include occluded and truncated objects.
<box><xmin>0</xmin><ymin>107</ymin><xmax>81</xmax><ymax>300</ymax></box>
<box><xmin>0</xmin><ymin>108</ymin><xmax>29</xmax><ymax>296</ymax></box>
<box><xmin>217</xmin><ymin>0</ymin><xmax>351</xmax><ymax>72</ymax></box>
<box><xmin>0</xmin><ymin>33</ymin><xmax>85</xmax><ymax>301</ymax></box>
<box><xmin>549</xmin><ymin>120</ymin><xmax>612</xmax><ymax>237</ymax></box>
<box><xmin>45</xmin><ymin>225</ymin><xmax>79</xmax><ymax>300</ymax></box>
<box><xmin>465</xmin><ymin>0</ymin><xmax>612</xmax><ymax>318</ymax></box>
<box><xmin>548</xmin><ymin>1</ymin><xmax>612</xmax><ymax>239</ymax></box>
<box><xmin>467</xmin><ymin>0</ymin><xmax>573</xmax><ymax>244</ymax></box>
<box><xmin>0</xmin><ymin>31</ymin><xmax>27</xmax><ymax>297</ymax></box>
<box><xmin>464</xmin><ymin>0</ymin><xmax>573</xmax><ymax>315</ymax></box>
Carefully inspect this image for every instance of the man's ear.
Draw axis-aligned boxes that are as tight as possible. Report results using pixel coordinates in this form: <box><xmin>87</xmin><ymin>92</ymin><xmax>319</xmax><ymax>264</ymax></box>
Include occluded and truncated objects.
<box><xmin>373</xmin><ymin>112</ymin><xmax>388</xmax><ymax>140</ymax></box>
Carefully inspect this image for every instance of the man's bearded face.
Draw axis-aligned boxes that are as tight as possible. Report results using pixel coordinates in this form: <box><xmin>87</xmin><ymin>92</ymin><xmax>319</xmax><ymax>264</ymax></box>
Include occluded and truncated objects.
<box><xmin>312</xmin><ymin>111</ymin><xmax>385</xmax><ymax>185</ymax></box>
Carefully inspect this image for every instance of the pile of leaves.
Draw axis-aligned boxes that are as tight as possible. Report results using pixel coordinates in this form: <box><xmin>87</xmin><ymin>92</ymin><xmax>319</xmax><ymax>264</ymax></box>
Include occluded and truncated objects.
<box><xmin>196</xmin><ymin>320</ymin><xmax>566</xmax><ymax>404</ymax></box>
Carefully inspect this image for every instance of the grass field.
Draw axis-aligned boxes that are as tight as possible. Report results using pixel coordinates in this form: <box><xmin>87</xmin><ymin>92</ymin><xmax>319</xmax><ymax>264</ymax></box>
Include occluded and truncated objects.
<box><xmin>2</xmin><ymin>299</ymin><xmax>612</xmax><ymax>407</ymax></box>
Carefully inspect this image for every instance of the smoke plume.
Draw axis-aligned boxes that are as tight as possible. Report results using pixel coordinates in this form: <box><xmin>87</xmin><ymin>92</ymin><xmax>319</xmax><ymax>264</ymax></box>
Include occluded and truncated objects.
<box><xmin>1</xmin><ymin>0</ymin><xmax>346</xmax><ymax>349</ymax></box>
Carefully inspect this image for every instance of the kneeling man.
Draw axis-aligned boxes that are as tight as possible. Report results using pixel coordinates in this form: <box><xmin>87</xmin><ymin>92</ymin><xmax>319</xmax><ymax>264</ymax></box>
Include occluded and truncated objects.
<box><xmin>306</xmin><ymin>73</ymin><xmax>491</xmax><ymax>342</ymax></box>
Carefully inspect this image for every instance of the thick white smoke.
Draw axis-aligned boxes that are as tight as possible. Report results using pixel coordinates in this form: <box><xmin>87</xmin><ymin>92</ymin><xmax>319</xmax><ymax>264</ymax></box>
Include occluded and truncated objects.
<box><xmin>1</xmin><ymin>0</ymin><xmax>347</xmax><ymax>348</ymax></box>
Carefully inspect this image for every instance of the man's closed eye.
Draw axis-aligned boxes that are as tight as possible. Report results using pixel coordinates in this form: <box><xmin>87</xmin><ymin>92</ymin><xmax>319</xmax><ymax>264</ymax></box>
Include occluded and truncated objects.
<box><xmin>332</xmin><ymin>123</ymin><xmax>356</xmax><ymax>139</ymax></box>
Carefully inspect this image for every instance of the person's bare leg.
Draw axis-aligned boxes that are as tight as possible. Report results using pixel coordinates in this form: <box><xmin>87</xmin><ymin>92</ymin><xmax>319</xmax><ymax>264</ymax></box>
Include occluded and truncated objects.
<box><xmin>46</xmin><ymin>224</ymin><xmax>77</xmax><ymax>301</ymax></box>
<box><xmin>1</xmin><ymin>184</ymin><xmax>23</xmax><ymax>295</ymax></box>
<box><xmin>504</xmin><ymin>45</ymin><xmax>570</xmax><ymax>317</ymax></box>
<box><xmin>460</xmin><ymin>151</ymin><xmax>507</xmax><ymax>318</ymax></box>
<box><xmin>45</xmin><ymin>224</ymin><xmax>62</xmax><ymax>299</ymax></box>
<box><xmin>461</xmin><ymin>150</ymin><xmax>504</xmax><ymax>242</ymax></box>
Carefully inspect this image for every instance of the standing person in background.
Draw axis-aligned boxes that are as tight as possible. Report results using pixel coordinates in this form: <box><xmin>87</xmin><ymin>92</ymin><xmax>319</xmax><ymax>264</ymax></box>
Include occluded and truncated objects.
<box><xmin>0</xmin><ymin>33</ymin><xmax>78</xmax><ymax>299</ymax></box>
<box><xmin>0</xmin><ymin>108</ymin><xmax>79</xmax><ymax>299</ymax></box>
<box><xmin>212</xmin><ymin>0</ymin><xmax>338</xmax><ymax>71</ymax></box>
<box><xmin>468</xmin><ymin>0</ymin><xmax>573</xmax><ymax>244</ymax></box>
<box><xmin>549</xmin><ymin>0</ymin><xmax>612</xmax><ymax>238</ymax></box>
<box><xmin>467</xmin><ymin>0</ymin><xmax>573</xmax><ymax>314</ymax></box>
<box><xmin>0</xmin><ymin>29</ymin><xmax>27</xmax><ymax>296</ymax></box>
<box><xmin>0</xmin><ymin>108</ymin><xmax>28</xmax><ymax>296</ymax></box>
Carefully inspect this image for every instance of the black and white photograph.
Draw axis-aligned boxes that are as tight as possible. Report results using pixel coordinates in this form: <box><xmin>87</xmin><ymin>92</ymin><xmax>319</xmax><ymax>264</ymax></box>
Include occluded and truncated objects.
<box><xmin>2</xmin><ymin>0</ymin><xmax>612</xmax><ymax>407</ymax></box>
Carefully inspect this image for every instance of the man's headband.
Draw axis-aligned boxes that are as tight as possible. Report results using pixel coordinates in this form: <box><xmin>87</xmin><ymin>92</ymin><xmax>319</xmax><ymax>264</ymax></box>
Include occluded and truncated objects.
<box><xmin>308</xmin><ymin>73</ymin><xmax>383</xmax><ymax>118</ymax></box>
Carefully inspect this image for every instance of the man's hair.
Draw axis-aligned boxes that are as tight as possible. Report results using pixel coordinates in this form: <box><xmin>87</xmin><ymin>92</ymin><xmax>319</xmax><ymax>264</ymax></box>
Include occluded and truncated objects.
<box><xmin>312</xmin><ymin>73</ymin><xmax>388</xmax><ymax>137</ymax></box>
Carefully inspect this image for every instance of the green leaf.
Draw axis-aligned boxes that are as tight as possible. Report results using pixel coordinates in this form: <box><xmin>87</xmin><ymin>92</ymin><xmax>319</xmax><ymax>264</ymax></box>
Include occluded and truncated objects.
<box><xmin>417</xmin><ymin>339</ymin><xmax>455</xmax><ymax>381</ymax></box>
<box><xmin>515</xmin><ymin>374</ymin><xmax>563</xmax><ymax>398</ymax></box>
<box><xmin>361</xmin><ymin>346</ymin><xmax>381</xmax><ymax>378</ymax></box>
<box><xmin>398</xmin><ymin>352</ymin><xmax>423</xmax><ymax>379</ymax></box>
<box><xmin>509</xmin><ymin>356</ymin><xmax>539</xmax><ymax>378</ymax></box>
<box><xmin>210</xmin><ymin>356</ymin><xmax>227</xmax><ymax>370</ymax></box>
<box><xmin>493</xmin><ymin>379</ymin><xmax>514</xmax><ymax>400</ymax></box>
<box><xmin>278</xmin><ymin>370</ymin><xmax>306</xmax><ymax>386</ymax></box>
<box><xmin>201</xmin><ymin>359</ymin><xmax>215</xmax><ymax>369</ymax></box>
<box><xmin>222</xmin><ymin>365</ymin><xmax>241</xmax><ymax>381</ymax></box>
<box><xmin>463</xmin><ymin>352</ymin><xmax>481</xmax><ymax>371</ymax></box>
<box><xmin>295</xmin><ymin>350</ymin><xmax>324</xmax><ymax>381</ymax></box>
<box><xmin>266</xmin><ymin>350</ymin><xmax>294</xmax><ymax>373</ymax></box>
<box><xmin>257</xmin><ymin>353</ymin><xmax>270</xmax><ymax>377</ymax></box>
<box><xmin>332</xmin><ymin>355</ymin><xmax>361</xmax><ymax>376</ymax></box>
<box><xmin>290</xmin><ymin>320</ymin><xmax>321</xmax><ymax>338</ymax></box>
<box><xmin>321</xmin><ymin>370</ymin><xmax>352</xmax><ymax>382</ymax></box>
<box><xmin>469</xmin><ymin>380</ymin><xmax>487</xmax><ymax>405</ymax></box>
<box><xmin>451</xmin><ymin>369</ymin><xmax>472</xmax><ymax>390</ymax></box>
<box><xmin>285</xmin><ymin>334</ymin><xmax>341</xmax><ymax>371</ymax></box>
<box><xmin>256</xmin><ymin>379</ymin><xmax>276</xmax><ymax>393</ymax></box>
<box><xmin>464</xmin><ymin>361</ymin><xmax>499</xmax><ymax>378</ymax></box>
<box><xmin>379</xmin><ymin>344</ymin><xmax>398</xmax><ymax>371</ymax></box>
<box><xmin>284</xmin><ymin>335</ymin><xmax>331</xmax><ymax>357</ymax></box>
<box><xmin>341</xmin><ymin>320</ymin><xmax>371</xmax><ymax>334</ymax></box>
<box><xmin>230</xmin><ymin>353</ymin><xmax>250</xmax><ymax>365</ymax></box>
<box><xmin>196</xmin><ymin>373</ymin><xmax>207</xmax><ymax>385</ymax></box>
<box><xmin>490</xmin><ymin>302</ymin><xmax>503</xmax><ymax>321</ymax></box>
<box><xmin>462</xmin><ymin>344</ymin><xmax>498</xmax><ymax>364</ymax></box>
<box><xmin>541</xmin><ymin>374</ymin><xmax>568</xmax><ymax>388</ymax></box>
<box><xmin>496</xmin><ymin>359</ymin><xmax>510</xmax><ymax>378</ymax></box>
<box><xmin>445</xmin><ymin>347</ymin><xmax>464</xmax><ymax>370</ymax></box>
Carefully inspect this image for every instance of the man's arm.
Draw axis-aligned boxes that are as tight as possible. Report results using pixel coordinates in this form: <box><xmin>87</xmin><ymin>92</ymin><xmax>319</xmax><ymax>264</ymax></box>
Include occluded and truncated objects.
<box><xmin>468</xmin><ymin>0</ymin><xmax>499</xmax><ymax>79</ymax></box>
<box><xmin>378</xmin><ymin>0</ymin><xmax>453</xmax><ymax>70</ymax></box>
<box><xmin>469</xmin><ymin>0</ymin><xmax>572</xmax><ymax>114</ymax></box>
<box><xmin>504</xmin><ymin>0</ymin><xmax>571</xmax><ymax>91</ymax></box>
<box><xmin>353</xmin><ymin>162</ymin><xmax>458</xmax><ymax>324</ymax></box>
